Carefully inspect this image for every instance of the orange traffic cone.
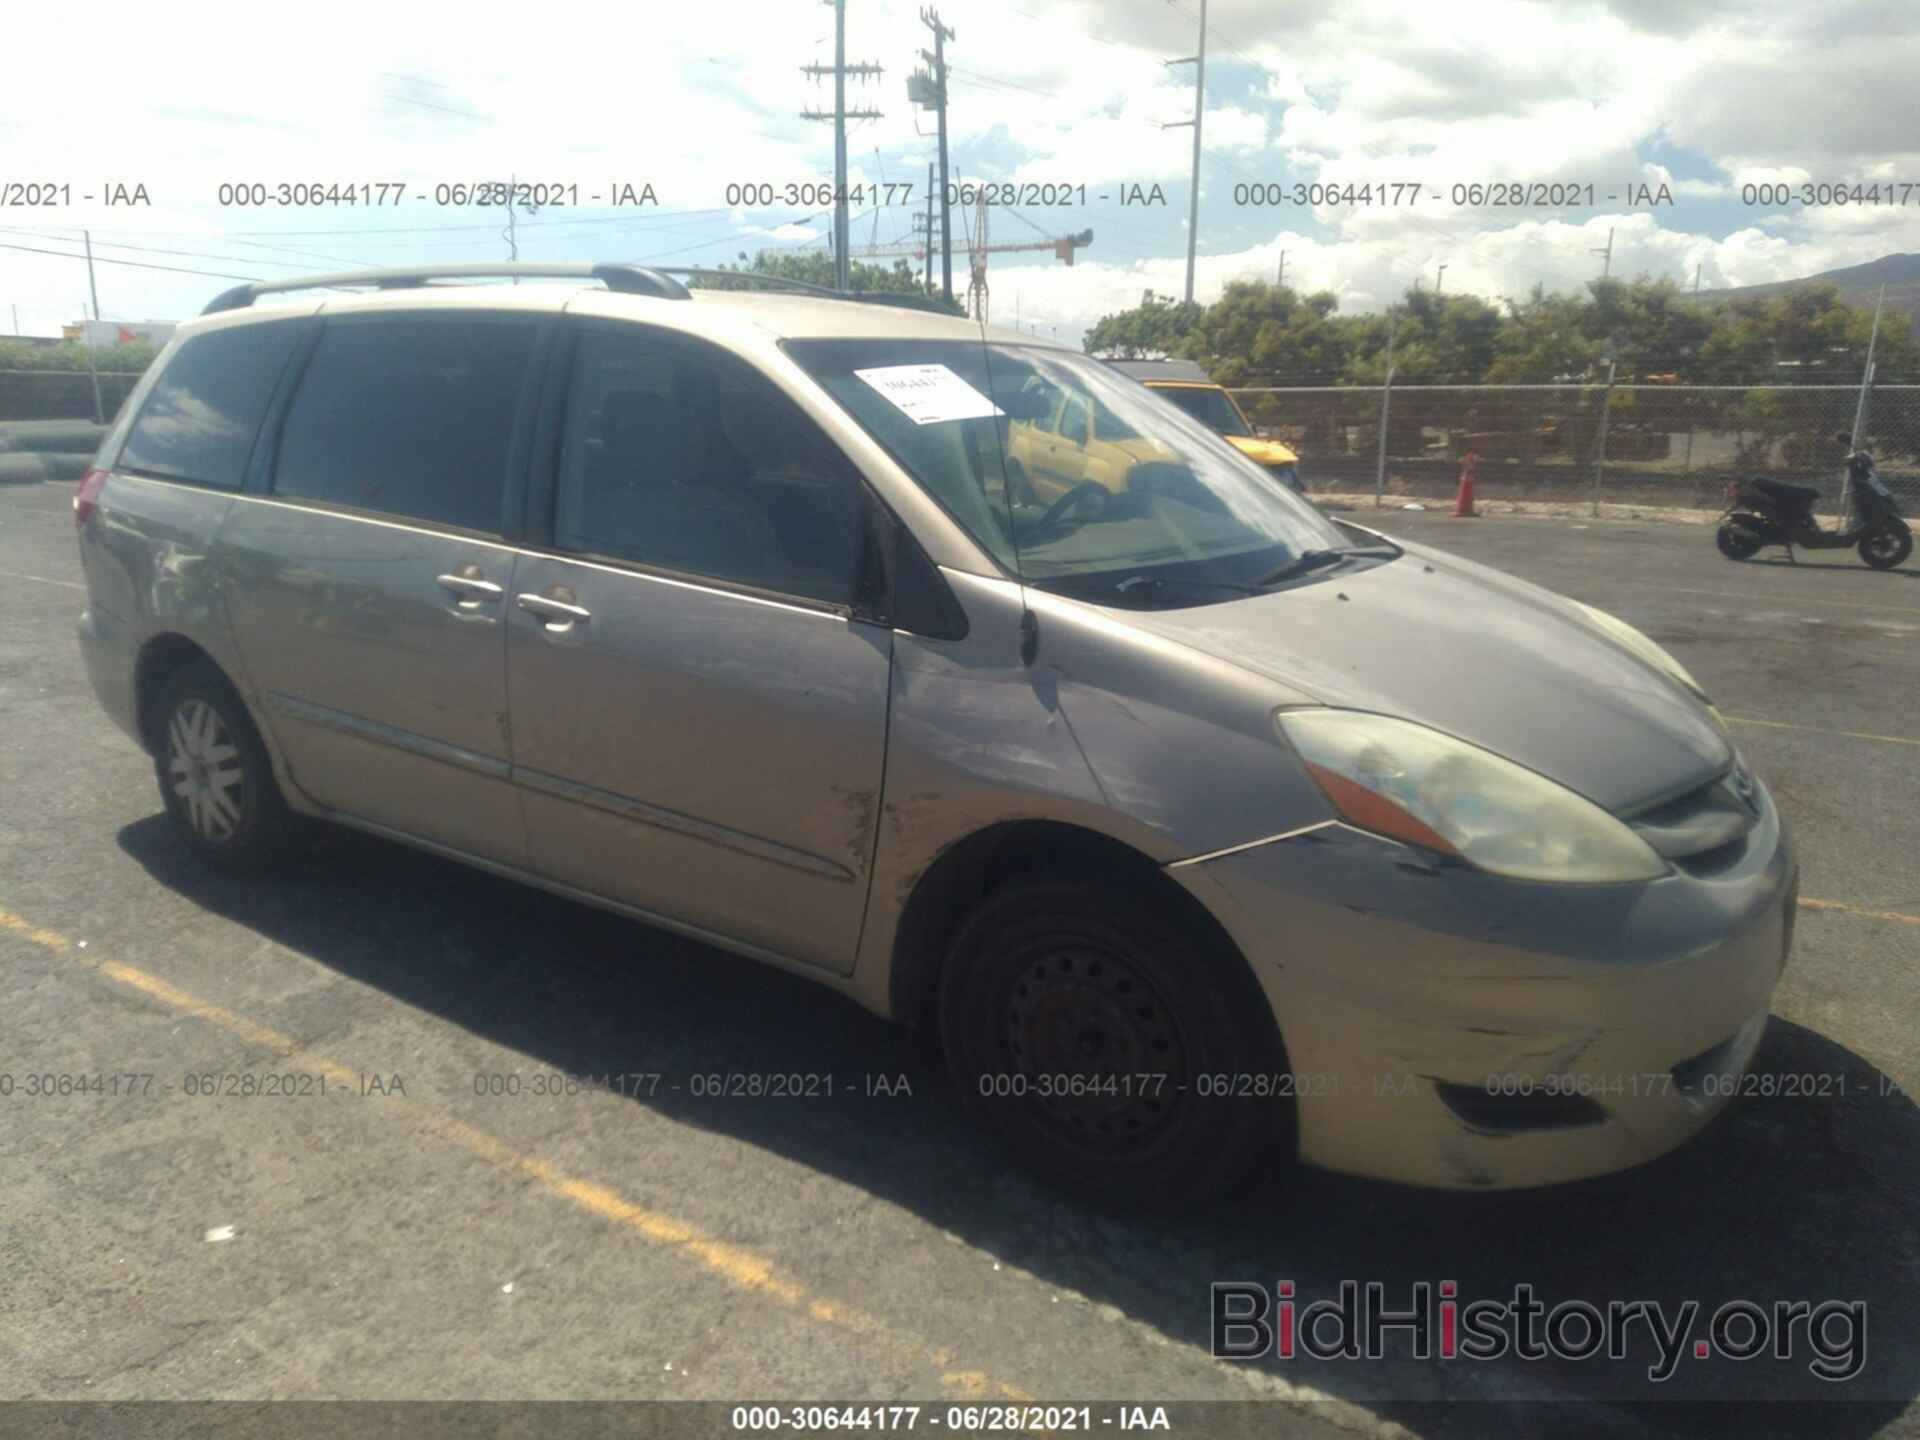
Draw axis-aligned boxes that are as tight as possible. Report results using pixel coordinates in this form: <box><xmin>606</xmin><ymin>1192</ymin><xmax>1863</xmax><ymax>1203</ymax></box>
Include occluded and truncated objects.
<box><xmin>1451</xmin><ymin>451</ymin><xmax>1479</xmax><ymax>517</ymax></box>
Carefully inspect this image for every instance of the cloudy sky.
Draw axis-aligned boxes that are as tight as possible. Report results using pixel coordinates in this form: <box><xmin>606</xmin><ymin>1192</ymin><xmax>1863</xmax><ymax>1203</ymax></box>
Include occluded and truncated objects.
<box><xmin>3</xmin><ymin>0</ymin><xmax>1918</xmax><ymax>345</ymax></box>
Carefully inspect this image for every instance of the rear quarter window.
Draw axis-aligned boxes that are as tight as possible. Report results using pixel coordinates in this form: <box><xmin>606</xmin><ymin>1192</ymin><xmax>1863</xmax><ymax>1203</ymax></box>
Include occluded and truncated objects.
<box><xmin>117</xmin><ymin>321</ymin><xmax>307</xmax><ymax>488</ymax></box>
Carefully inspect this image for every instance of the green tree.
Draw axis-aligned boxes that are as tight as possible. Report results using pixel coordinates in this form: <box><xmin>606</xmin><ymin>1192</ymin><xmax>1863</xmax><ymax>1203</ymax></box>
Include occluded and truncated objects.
<box><xmin>696</xmin><ymin>250</ymin><xmax>963</xmax><ymax>315</ymax></box>
<box><xmin>1083</xmin><ymin>290</ymin><xmax>1206</xmax><ymax>358</ymax></box>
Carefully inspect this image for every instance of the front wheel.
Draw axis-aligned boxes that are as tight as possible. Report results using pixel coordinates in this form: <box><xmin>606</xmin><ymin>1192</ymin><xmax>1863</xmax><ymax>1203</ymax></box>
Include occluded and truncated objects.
<box><xmin>939</xmin><ymin>880</ymin><xmax>1290</xmax><ymax>1211</ymax></box>
<box><xmin>1717</xmin><ymin>518</ymin><xmax>1763</xmax><ymax>561</ymax></box>
<box><xmin>1859</xmin><ymin>521</ymin><xmax>1912</xmax><ymax>570</ymax></box>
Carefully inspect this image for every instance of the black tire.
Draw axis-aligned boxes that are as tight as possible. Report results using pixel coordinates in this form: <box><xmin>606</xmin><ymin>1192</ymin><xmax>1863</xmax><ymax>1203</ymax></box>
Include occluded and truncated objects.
<box><xmin>1716</xmin><ymin>519</ymin><xmax>1763</xmax><ymax>561</ymax></box>
<box><xmin>1859</xmin><ymin>521</ymin><xmax>1912</xmax><ymax>570</ymax></box>
<box><xmin>148</xmin><ymin>661</ymin><xmax>295</xmax><ymax>874</ymax></box>
<box><xmin>939</xmin><ymin>880</ymin><xmax>1290</xmax><ymax>1211</ymax></box>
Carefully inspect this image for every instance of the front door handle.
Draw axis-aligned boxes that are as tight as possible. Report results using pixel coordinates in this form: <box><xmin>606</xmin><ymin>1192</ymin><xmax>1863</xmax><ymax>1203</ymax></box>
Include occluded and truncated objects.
<box><xmin>437</xmin><ymin>570</ymin><xmax>504</xmax><ymax>607</ymax></box>
<box><xmin>515</xmin><ymin>591</ymin><xmax>592</xmax><ymax>630</ymax></box>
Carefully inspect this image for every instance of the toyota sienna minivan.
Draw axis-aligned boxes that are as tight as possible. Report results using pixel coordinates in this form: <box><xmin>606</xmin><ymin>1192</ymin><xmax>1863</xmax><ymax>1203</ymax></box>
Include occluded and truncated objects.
<box><xmin>75</xmin><ymin>262</ymin><xmax>1796</xmax><ymax>1207</ymax></box>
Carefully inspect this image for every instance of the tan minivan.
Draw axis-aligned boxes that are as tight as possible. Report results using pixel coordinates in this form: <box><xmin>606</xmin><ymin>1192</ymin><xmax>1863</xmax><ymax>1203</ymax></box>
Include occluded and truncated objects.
<box><xmin>76</xmin><ymin>263</ymin><xmax>1793</xmax><ymax>1209</ymax></box>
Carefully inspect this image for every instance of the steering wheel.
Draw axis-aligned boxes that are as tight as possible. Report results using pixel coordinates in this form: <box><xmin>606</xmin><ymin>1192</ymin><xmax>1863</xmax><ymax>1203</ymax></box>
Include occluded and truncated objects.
<box><xmin>1038</xmin><ymin>481</ymin><xmax>1110</xmax><ymax>530</ymax></box>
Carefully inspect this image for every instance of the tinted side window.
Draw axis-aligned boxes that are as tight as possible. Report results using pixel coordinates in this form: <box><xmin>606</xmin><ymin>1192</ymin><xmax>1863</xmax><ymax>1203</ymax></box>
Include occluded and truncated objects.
<box><xmin>119</xmin><ymin>321</ymin><xmax>304</xmax><ymax>488</ymax></box>
<box><xmin>1061</xmin><ymin>396</ymin><xmax>1090</xmax><ymax>447</ymax></box>
<box><xmin>274</xmin><ymin>317</ymin><xmax>537</xmax><ymax>533</ymax></box>
<box><xmin>556</xmin><ymin>329</ymin><xmax>862</xmax><ymax>604</ymax></box>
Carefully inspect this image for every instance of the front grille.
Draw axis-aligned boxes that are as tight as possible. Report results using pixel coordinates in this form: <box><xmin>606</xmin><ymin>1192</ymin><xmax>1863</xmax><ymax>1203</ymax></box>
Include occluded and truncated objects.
<box><xmin>1435</xmin><ymin>1081</ymin><xmax>1607</xmax><ymax>1135</ymax></box>
<box><xmin>1627</xmin><ymin>771</ymin><xmax>1757</xmax><ymax>861</ymax></box>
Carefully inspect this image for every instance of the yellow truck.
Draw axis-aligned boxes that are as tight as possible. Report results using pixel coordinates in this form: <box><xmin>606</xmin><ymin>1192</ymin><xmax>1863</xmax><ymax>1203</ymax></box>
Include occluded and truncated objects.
<box><xmin>1105</xmin><ymin>358</ymin><xmax>1304</xmax><ymax>494</ymax></box>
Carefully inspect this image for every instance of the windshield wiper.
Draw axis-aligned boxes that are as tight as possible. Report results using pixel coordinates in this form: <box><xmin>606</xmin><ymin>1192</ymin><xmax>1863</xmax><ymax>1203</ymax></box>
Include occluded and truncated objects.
<box><xmin>1113</xmin><ymin>573</ymin><xmax>1262</xmax><ymax>598</ymax></box>
<box><xmin>1254</xmin><ymin>544</ymin><xmax>1399</xmax><ymax>587</ymax></box>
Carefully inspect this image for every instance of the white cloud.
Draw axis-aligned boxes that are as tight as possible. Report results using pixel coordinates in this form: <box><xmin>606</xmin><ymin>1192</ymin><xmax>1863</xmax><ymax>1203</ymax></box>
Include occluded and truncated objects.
<box><xmin>2</xmin><ymin>0</ymin><xmax>1916</xmax><ymax>342</ymax></box>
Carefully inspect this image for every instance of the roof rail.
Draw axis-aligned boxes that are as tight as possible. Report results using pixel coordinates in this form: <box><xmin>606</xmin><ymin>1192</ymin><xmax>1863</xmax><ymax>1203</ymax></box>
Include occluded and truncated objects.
<box><xmin>200</xmin><ymin>262</ymin><xmax>691</xmax><ymax>315</ymax></box>
<box><xmin>654</xmin><ymin>266</ymin><xmax>841</xmax><ymax>298</ymax></box>
<box><xmin>656</xmin><ymin>267</ymin><xmax>958</xmax><ymax>316</ymax></box>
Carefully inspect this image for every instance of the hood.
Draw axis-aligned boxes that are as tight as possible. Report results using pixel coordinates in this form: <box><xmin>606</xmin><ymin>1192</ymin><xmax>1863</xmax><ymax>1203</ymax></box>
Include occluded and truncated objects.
<box><xmin>1226</xmin><ymin>435</ymin><xmax>1299</xmax><ymax>466</ymax></box>
<box><xmin>1120</xmin><ymin>539</ymin><xmax>1732</xmax><ymax>815</ymax></box>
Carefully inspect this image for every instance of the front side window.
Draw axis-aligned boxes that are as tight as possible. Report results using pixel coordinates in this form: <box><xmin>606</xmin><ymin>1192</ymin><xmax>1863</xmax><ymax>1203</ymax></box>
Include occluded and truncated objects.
<box><xmin>555</xmin><ymin>328</ymin><xmax>863</xmax><ymax>605</ymax></box>
<box><xmin>273</xmin><ymin>317</ymin><xmax>538</xmax><ymax>533</ymax></box>
<box><xmin>788</xmin><ymin>339</ymin><xmax>1350</xmax><ymax>605</ymax></box>
<box><xmin>119</xmin><ymin>320</ymin><xmax>305</xmax><ymax>488</ymax></box>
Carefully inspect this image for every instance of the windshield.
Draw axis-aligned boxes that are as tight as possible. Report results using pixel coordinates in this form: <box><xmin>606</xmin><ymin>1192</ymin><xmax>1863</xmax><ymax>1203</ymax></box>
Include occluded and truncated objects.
<box><xmin>1153</xmin><ymin>384</ymin><xmax>1252</xmax><ymax>439</ymax></box>
<box><xmin>787</xmin><ymin>339</ymin><xmax>1347</xmax><ymax>602</ymax></box>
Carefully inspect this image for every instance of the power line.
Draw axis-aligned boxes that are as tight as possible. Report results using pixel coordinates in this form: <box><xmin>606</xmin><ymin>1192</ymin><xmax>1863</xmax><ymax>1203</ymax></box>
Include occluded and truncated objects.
<box><xmin>946</xmin><ymin>65</ymin><xmax>1060</xmax><ymax>101</ymax></box>
<box><xmin>0</xmin><ymin>228</ymin><xmax>319</xmax><ymax>270</ymax></box>
<box><xmin>0</xmin><ymin>241</ymin><xmax>261</xmax><ymax>282</ymax></box>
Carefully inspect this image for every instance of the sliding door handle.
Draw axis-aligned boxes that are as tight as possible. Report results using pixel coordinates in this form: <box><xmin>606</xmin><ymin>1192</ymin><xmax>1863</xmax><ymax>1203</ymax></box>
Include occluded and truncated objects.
<box><xmin>515</xmin><ymin>591</ymin><xmax>592</xmax><ymax>626</ymax></box>
<box><xmin>437</xmin><ymin>571</ymin><xmax>504</xmax><ymax>606</ymax></box>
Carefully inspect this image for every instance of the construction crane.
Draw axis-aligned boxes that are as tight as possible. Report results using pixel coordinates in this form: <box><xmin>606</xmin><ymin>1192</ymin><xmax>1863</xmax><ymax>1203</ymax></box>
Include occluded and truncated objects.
<box><xmin>847</xmin><ymin>196</ymin><xmax>1091</xmax><ymax>323</ymax></box>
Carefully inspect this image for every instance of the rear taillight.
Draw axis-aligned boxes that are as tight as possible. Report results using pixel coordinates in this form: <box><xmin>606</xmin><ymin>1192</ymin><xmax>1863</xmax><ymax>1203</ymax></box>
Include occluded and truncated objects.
<box><xmin>74</xmin><ymin>467</ymin><xmax>108</xmax><ymax>528</ymax></box>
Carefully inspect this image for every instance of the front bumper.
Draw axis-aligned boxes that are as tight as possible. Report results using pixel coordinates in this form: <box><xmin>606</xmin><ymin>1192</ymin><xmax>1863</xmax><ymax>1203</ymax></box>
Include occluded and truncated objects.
<box><xmin>1172</xmin><ymin>776</ymin><xmax>1796</xmax><ymax>1189</ymax></box>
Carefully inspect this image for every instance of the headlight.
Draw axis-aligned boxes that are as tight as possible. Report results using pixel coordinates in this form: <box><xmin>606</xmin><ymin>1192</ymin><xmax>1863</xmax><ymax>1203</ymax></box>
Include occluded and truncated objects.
<box><xmin>1573</xmin><ymin>602</ymin><xmax>1708</xmax><ymax>702</ymax></box>
<box><xmin>1277</xmin><ymin>709</ymin><xmax>1665</xmax><ymax>883</ymax></box>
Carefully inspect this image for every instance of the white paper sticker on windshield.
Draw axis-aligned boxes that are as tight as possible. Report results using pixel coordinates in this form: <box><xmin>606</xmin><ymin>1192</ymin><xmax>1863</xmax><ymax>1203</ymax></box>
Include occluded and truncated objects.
<box><xmin>853</xmin><ymin>364</ymin><xmax>1005</xmax><ymax>426</ymax></box>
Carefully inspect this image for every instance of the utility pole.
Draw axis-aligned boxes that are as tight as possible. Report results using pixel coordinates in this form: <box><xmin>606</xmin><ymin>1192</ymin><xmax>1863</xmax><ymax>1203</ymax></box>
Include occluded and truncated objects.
<box><xmin>83</xmin><ymin>229</ymin><xmax>102</xmax><ymax>325</ymax></box>
<box><xmin>924</xmin><ymin>161</ymin><xmax>935</xmax><ymax>292</ymax></box>
<box><xmin>1436</xmin><ymin>262</ymin><xmax>1447</xmax><ymax>295</ymax></box>
<box><xmin>1276</xmin><ymin>249</ymin><xmax>1286</xmax><ymax>289</ymax></box>
<box><xmin>914</xmin><ymin>9</ymin><xmax>955</xmax><ymax>303</ymax></box>
<box><xmin>1593</xmin><ymin>226</ymin><xmax>1614</xmax><ymax>279</ymax></box>
<box><xmin>81</xmin><ymin>230</ymin><xmax>104</xmax><ymax>424</ymax></box>
<box><xmin>802</xmin><ymin>2</ymin><xmax>883</xmax><ymax>292</ymax></box>
<box><xmin>500</xmin><ymin>175</ymin><xmax>539</xmax><ymax>280</ymax></box>
<box><xmin>1162</xmin><ymin>0</ymin><xmax>1207</xmax><ymax>304</ymax></box>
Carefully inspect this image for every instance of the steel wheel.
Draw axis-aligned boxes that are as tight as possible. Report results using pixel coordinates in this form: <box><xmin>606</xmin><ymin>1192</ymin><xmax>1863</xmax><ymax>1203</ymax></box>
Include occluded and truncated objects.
<box><xmin>1003</xmin><ymin>938</ymin><xmax>1188</xmax><ymax>1153</ymax></box>
<box><xmin>941</xmin><ymin>879</ymin><xmax>1290</xmax><ymax>1211</ymax></box>
<box><xmin>167</xmin><ymin>698</ymin><xmax>246</xmax><ymax>840</ymax></box>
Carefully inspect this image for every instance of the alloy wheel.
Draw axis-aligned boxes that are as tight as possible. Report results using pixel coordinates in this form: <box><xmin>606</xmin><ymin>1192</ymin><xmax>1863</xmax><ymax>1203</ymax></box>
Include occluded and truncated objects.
<box><xmin>167</xmin><ymin>698</ymin><xmax>246</xmax><ymax>841</ymax></box>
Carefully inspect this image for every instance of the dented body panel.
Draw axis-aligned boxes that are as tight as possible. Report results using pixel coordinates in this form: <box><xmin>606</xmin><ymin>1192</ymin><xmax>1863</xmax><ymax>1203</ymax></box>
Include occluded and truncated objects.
<box><xmin>1171</xmin><ymin>782</ymin><xmax>1794</xmax><ymax>1187</ymax></box>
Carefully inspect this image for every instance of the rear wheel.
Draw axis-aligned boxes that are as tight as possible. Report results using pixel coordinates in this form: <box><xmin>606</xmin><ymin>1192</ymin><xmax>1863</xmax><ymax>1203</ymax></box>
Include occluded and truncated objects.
<box><xmin>939</xmin><ymin>880</ymin><xmax>1289</xmax><ymax>1211</ymax></box>
<box><xmin>150</xmin><ymin>661</ymin><xmax>294</xmax><ymax>874</ymax></box>
<box><xmin>1717</xmin><ymin>519</ymin><xmax>1763</xmax><ymax>561</ymax></box>
<box><xmin>1859</xmin><ymin>521</ymin><xmax>1912</xmax><ymax>570</ymax></box>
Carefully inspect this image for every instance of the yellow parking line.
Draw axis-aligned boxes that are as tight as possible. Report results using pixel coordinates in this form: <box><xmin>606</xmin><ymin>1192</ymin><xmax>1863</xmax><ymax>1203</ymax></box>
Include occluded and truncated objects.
<box><xmin>1724</xmin><ymin>714</ymin><xmax>1920</xmax><ymax>748</ymax></box>
<box><xmin>0</xmin><ymin>906</ymin><xmax>1028</xmax><ymax>1400</ymax></box>
<box><xmin>1799</xmin><ymin>897</ymin><xmax>1920</xmax><ymax>927</ymax></box>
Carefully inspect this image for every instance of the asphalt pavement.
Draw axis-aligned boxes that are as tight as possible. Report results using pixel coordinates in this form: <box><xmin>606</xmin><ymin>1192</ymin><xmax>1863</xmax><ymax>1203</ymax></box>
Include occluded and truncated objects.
<box><xmin>2</xmin><ymin>479</ymin><xmax>1917</xmax><ymax>1438</ymax></box>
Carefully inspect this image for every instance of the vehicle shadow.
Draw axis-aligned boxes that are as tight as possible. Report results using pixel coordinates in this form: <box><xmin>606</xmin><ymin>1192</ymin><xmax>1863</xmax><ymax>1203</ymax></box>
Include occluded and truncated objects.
<box><xmin>118</xmin><ymin>816</ymin><xmax>1917</xmax><ymax>1437</ymax></box>
<box><xmin>1742</xmin><ymin>556</ymin><xmax>1919</xmax><ymax>579</ymax></box>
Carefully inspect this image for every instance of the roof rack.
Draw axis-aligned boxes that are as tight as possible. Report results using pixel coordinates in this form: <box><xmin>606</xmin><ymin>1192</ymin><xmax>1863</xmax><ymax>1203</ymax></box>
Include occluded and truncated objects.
<box><xmin>200</xmin><ymin>262</ymin><xmax>691</xmax><ymax>315</ymax></box>
<box><xmin>655</xmin><ymin>267</ymin><xmax>958</xmax><ymax>316</ymax></box>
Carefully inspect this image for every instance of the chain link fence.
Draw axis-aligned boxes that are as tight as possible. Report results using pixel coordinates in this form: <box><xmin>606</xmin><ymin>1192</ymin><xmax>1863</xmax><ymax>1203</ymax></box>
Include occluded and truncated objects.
<box><xmin>1231</xmin><ymin>383</ymin><xmax>1920</xmax><ymax>514</ymax></box>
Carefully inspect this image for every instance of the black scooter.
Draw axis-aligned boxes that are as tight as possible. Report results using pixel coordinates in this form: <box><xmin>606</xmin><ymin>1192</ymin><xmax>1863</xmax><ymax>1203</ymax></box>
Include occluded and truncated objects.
<box><xmin>1717</xmin><ymin>432</ymin><xmax>1912</xmax><ymax>570</ymax></box>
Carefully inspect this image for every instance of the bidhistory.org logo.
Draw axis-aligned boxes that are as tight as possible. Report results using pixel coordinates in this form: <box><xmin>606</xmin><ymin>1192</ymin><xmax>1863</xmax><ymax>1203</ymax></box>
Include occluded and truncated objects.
<box><xmin>1211</xmin><ymin>1281</ymin><xmax>1867</xmax><ymax>1383</ymax></box>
